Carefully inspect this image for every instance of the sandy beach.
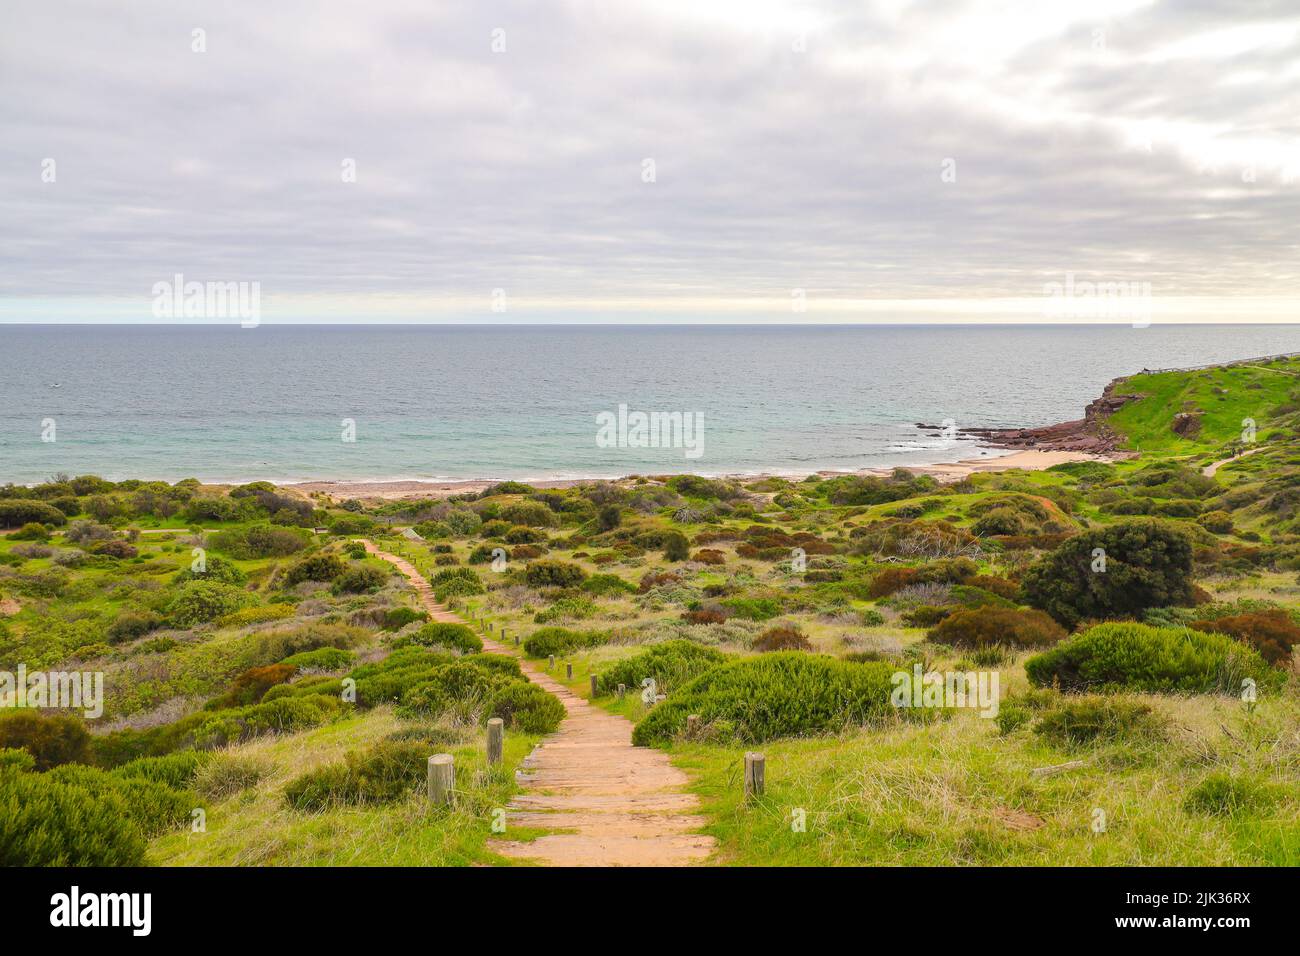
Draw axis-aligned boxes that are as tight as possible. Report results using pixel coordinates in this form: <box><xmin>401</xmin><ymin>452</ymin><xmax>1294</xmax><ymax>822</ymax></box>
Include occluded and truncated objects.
<box><xmin>286</xmin><ymin>449</ymin><xmax>1106</xmax><ymax>502</ymax></box>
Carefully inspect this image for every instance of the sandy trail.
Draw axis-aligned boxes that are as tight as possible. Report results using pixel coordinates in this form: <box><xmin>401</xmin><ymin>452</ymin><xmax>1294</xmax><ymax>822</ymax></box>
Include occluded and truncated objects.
<box><xmin>362</xmin><ymin>541</ymin><xmax>715</xmax><ymax>867</ymax></box>
<box><xmin>1202</xmin><ymin>446</ymin><xmax>1266</xmax><ymax>477</ymax></box>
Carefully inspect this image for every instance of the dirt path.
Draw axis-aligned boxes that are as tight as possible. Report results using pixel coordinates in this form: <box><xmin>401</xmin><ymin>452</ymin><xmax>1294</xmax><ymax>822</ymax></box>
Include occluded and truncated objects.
<box><xmin>362</xmin><ymin>541</ymin><xmax>715</xmax><ymax>867</ymax></box>
<box><xmin>1203</xmin><ymin>445</ymin><xmax>1266</xmax><ymax>477</ymax></box>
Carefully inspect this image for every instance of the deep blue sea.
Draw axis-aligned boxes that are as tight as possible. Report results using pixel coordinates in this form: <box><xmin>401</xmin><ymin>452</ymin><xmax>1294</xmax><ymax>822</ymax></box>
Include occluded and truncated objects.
<box><xmin>0</xmin><ymin>324</ymin><xmax>1296</xmax><ymax>484</ymax></box>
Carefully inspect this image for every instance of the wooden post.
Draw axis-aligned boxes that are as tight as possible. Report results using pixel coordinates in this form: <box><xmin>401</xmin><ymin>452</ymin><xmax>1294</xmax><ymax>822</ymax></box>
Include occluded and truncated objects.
<box><xmin>616</xmin><ymin>683</ymin><xmax>626</xmax><ymax>700</ymax></box>
<box><xmin>548</xmin><ymin>654</ymin><xmax>555</xmax><ymax>670</ymax></box>
<box><xmin>428</xmin><ymin>754</ymin><xmax>454</xmax><ymax>805</ymax></box>
<box><xmin>744</xmin><ymin>752</ymin><xmax>765</xmax><ymax>802</ymax></box>
<box><xmin>686</xmin><ymin>714</ymin><xmax>700</xmax><ymax>739</ymax></box>
<box><xmin>486</xmin><ymin>718</ymin><xmax>504</xmax><ymax>766</ymax></box>
<box><xmin>1292</xmin><ymin>645</ymin><xmax>1300</xmax><ymax>676</ymax></box>
<box><xmin>513</xmin><ymin>633</ymin><xmax>520</xmax><ymax>647</ymax></box>
<box><xmin>565</xmin><ymin>662</ymin><xmax>573</xmax><ymax>680</ymax></box>
<box><xmin>590</xmin><ymin>674</ymin><xmax>599</xmax><ymax>697</ymax></box>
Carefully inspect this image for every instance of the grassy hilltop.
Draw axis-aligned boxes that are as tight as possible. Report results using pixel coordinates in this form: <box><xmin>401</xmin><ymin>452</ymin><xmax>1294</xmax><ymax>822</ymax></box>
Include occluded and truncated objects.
<box><xmin>3</xmin><ymin>355</ymin><xmax>1300</xmax><ymax>866</ymax></box>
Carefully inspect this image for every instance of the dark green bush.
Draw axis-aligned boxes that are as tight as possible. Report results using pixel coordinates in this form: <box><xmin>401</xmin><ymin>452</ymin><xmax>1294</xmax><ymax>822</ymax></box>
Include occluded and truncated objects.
<box><xmin>382</xmin><ymin>606</ymin><xmax>430</xmax><ymax>630</ymax></box>
<box><xmin>0</xmin><ymin>771</ymin><xmax>146</xmax><ymax>865</ymax></box>
<box><xmin>525</xmin><ymin>559</ymin><xmax>587</xmax><ymax>588</ymax></box>
<box><xmin>632</xmin><ymin>653</ymin><xmax>911</xmax><ymax>746</ymax></box>
<box><xmin>0</xmin><ymin>499</ymin><xmax>68</xmax><ymax>529</ymax></box>
<box><xmin>166</xmin><ymin>580</ymin><xmax>255</xmax><ymax>627</ymax></box>
<box><xmin>331</xmin><ymin>563</ymin><xmax>389</xmax><ymax>594</ymax></box>
<box><xmin>46</xmin><ymin>763</ymin><xmax>199</xmax><ymax>836</ymax></box>
<box><xmin>581</xmin><ymin>573</ymin><xmax>637</xmax><ymax>596</ymax></box>
<box><xmin>1022</xmin><ymin>519</ymin><xmax>1196</xmax><ymax>627</ymax></box>
<box><xmin>284</xmin><ymin>553</ymin><xmax>345</xmax><ymax>585</ymax></box>
<box><xmin>114</xmin><ymin>750</ymin><xmax>210</xmax><ymax>789</ymax></box>
<box><xmin>1025</xmin><ymin>622</ymin><xmax>1277</xmax><ymax>694</ymax></box>
<box><xmin>280</xmin><ymin>646</ymin><xmax>356</xmax><ymax>670</ymax></box>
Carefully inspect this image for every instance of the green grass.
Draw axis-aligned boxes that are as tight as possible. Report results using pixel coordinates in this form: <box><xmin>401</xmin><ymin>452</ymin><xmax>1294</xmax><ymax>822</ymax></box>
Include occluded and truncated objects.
<box><xmin>149</xmin><ymin>707</ymin><xmax>547</xmax><ymax>865</ymax></box>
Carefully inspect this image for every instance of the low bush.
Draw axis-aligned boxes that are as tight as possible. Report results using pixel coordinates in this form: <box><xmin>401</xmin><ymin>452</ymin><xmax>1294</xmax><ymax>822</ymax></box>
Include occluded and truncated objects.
<box><xmin>1025</xmin><ymin>622</ymin><xmax>1277</xmax><ymax>694</ymax></box>
<box><xmin>382</xmin><ymin>606</ymin><xmax>429</xmax><ymax>630</ymax></box>
<box><xmin>1033</xmin><ymin>697</ymin><xmax>1165</xmax><ymax>747</ymax></box>
<box><xmin>284</xmin><ymin>741</ymin><xmax>429</xmax><ymax>811</ymax></box>
<box><xmin>596</xmin><ymin>641</ymin><xmax>727</xmax><ymax>696</ymax></box>
<box><xmin>46</xmin><ymin>763</ymin><xmax>199</xmax><ymax>836</ymax></box>
<box><xmin>525</xmin><ymin>559</ymin><xmax>587</xmax><ymax>589</ymax></box>
<box><xmin>0</xmin><ymin>712</ymin><xmax>93</xmax><ymax>770</ymax></box>
<box><xmin>927</xmin><ymin>607</ymin><xmax>1066</xmax><ymax>649</ymax></box>
<box><xmin>522</xmin><ymin>626</ymin><xmax>606</xmax><ymax>658</ymax></box>
<box><xmin>581</xmin><ymin>573</ymin><xmax>637</xmax><ymax>597</ymax></box>
<box><xmin>280</xmin><ymin>646</ymin><xmax>356</xmax><ymax>671</ymax></box>
<box><xmin>0</xmin><ymin>771</ymin><xmax>145</xmax><ymax>865</ymax></box>
<box><xmin>487</xmin><ymin>682</ymin><xmax>565</xmax><ymax>734</ymax></box>
<box><xmin>331</xmin><ymin>564</ymin><xmax>389</xmax><ymax>595</ymax></box>
<box><xmin>404</xmin><ymin>622</ymin><xmax>482</xmax><ymax>654</ymax></box>
<box><xmin>194</xmin><ymin>754</ymin><xmax>264</xmax><ymax>799</ymax></box>
<box><xmin>720</xmin><ymin>596</ymin><xmax>783</xmax><ymax>621</ymax></box>
<box><xmin>1190</xmin><ymin>610</ymin><xmax>1300</xmax><ymax>668</ymax></box>
<box><xmin>114</xmin><ymin>750</ymin><xmax>209</xmax><ymax>789</ymax></box>
<box><xmin>753</xmin><ymin>624</ymin><xmax>813</xmax><ymax>652</ymax></box>
<box><xmin>632</xmin><ymin>653</ymin><xmax>912</xmax><ymax>745</ymax></box>
<box><xmin>167</xmin><ymin>580</ymin><xmax>255</xmax><ymax>627</ymax></box>
<box><xmin>284</xmin><ymin>553</ymin><xmax>345</xmax><ymax>585</ymax></box>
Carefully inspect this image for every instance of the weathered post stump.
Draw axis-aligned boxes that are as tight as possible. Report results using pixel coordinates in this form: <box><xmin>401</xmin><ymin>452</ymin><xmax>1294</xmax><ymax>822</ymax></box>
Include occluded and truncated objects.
<box><xmin>616</xmin><ymin>683</ymin><xmax>626</xmax><ymax>700</ymax></box>
<box><xmin>566</xmin><ymin>662</ymin><xmax>573</xmax><ymax>680</ymax></box>
<box><xmin>590</xmin><ymin>674</ymin><xmax>599</xmax><ymax>697</ymax></box>
<box><xmin>686</xmin><ymin>714</ymin><xmax>700</xmax><ymax>739</ymax></box>
<box><xmin>744</xmin><ymin>752</ymin><xmax>765</xmax><ymax>802</ymax></box>
<box><xmin>428</xmin><ymin>754</ymin><xmax>455</xmax><ymax>805</ymax></box>
<box><xmin>486</xmin><ymin>718</ymin><xmax>504</xmax><ymax>766</ymax></box>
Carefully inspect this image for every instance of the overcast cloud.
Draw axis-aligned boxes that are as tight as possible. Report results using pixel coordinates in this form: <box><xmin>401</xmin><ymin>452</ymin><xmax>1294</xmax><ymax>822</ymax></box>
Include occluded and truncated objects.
<box><xmin>1</xmin><ymin>0</ymin><xmax>1298</xmax><ymax>321</ymax></box>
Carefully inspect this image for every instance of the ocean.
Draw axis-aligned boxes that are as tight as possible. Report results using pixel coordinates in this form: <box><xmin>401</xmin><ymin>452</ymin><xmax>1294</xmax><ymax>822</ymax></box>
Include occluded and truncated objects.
<box><xmin>0</xmin><ymin>324</ymin><xmax>1296</xmax><ymax>485</ymax></box>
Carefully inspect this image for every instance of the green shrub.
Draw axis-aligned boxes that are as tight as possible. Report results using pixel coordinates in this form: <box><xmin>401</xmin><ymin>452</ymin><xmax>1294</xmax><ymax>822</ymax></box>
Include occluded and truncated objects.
<box><xmin>1022</xmin><ymin>519</ymin><xmax>1196</xmax><ymax>628</ymax></box>
<box><xmin>1033</xmin><ymin>696</ymin><xmax>1165</xmax><ymax>747</ymax></box>
<box><xmin>397</xmin><ymin>659</ymin><xmax>509</xmax><ymax>720</ymax></box>
<box><xmin>0</xmin><ymin>747</ymin><xmax>36</xmax><ymax>773</ymax></box>
<box><xmin>720</xmin><ymin>596</ymin><xmax>783</xmax><ymax>621</ymax></box>
<box><xmin>581</xmin><ymin>573</ymin><xmax>637</xmax><ymax>596</ymax></box>
<box><xmin>430</xmin><ymin>567</ymin><xmax>485</xmax><ymax>600</ymax></box>
<box><xmin>382</xmin><ymin>606</ymin><xmax>429</xmax><ymax>630</ymax></box>
<box><xmin>349</xmin><ymin>647</ymin><xmax>457</xmax><ymax>707</ymax></box>
<box><xmin>167</xmin><ymin>580</ymin><xmax>255</xmax><ymax>627</ymax></box>
<box><xmin>281</xmin><ymin>646</ymin><xmax>356</xmax><ymax>670</ymax></box>
<box><xmin>191</xmin><ymin>694</ymin><xmax>347</xmax><ymax>748</ymax></box>
<box><xmin>405</xmin><ymin>622</ymin><xmax>482</xmax><ymax>654</ymax></box>
<box><xmin>596</xmin><ymin>641</ymin><xmax>727</xmax><ymax>696</ymax></box>
<box><xmin>284</xmin><ymin>741</ymin><xmax>429</xmax><ymax>811</ymax></box>
<box><xmin>632</xmin><ymin>653</ymin><xmax>910</xmax><ymax>746</ymax></box>
<box><xmin>487</xmin><ymin>682</ymin><xmax>566</xmax><ymax>734</ymax></box>
<box><xmin>211</xmin><ymin>524</ymin><xmax>309</xmax><ymax>559</ymax></box>
<box><xmin>927</xmin><ymin>607</ymin><xmax>1066</xmax><ymax>649</ymax></box>
<box><xmin>107</xmin><ymin>608</ymin><xmax>164</xmax><ymax>643</ymax></box>
<box><xmin>662</xmin><ymin>531</ymin><xmax>690</xmax><ymax>561</ymax></box>
<box><xmin>284</xmin><ymin>553</ymin><xmax>345</xmax><ymax>585</ymax></box>
<box><xmin>522</xmin><ymin>626</ymin><xmax>606</xmax><ymax>658</ymax></box>
<box><xmin>46</xmin><ymin>763</ymin><xmax>199</xmax><ymax>836</ymax></box>
<box><xmin>1025</xmin><ymin>622</ymin><xmax>1277</xmax><ymax>694</ymax></box>
<box><xmin>114</xmin><ymin>750</ymin><xmax>210</xmax><ymax>789</ymax></box>
<box><xmin>215</xmin><ymin>603</ymin><xmax>297</xmax><ymax>628</ymax></box>
<box><xmin>0</xmin><ymin>499</ymin><xmax>68</xmax><ymax>529</ymax></box>
<box><xmin>525</xmin><ymin>559</ymin><xmax>587</xmax><ymax>588</ymax></box>
<box><xmin>535</xmin><ymin>597</ymin><xmax>599</xmax><ymax>623</ymax></box>
<box><xmin>0</xmin><ymin>712</ymin><xmax>93</xmax><ymax>770</ymax></box>
<box><xmin>0</xmin><ymin>771</ymin><xmax>146</xmax><ymax>865</ymax></box>
<box><xmin>331</xmin><ymin>563</ymin><xmax>389</xmax><ymax>595</ymax></box>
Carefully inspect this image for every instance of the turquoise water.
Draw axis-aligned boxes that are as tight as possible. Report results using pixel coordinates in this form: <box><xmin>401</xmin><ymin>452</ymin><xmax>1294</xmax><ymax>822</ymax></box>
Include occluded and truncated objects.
<box><xmin>0</xmin><ymin>324</ymin><xmax>1296</xmax><ymax>484</ymax></box>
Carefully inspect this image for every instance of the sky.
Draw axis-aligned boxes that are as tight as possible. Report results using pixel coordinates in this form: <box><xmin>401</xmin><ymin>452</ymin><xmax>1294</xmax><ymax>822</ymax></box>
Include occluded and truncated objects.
<box><xmin>1</xmin><ymin>0</ymin><xmax>1298</xmax><ymax>324</ymax></box>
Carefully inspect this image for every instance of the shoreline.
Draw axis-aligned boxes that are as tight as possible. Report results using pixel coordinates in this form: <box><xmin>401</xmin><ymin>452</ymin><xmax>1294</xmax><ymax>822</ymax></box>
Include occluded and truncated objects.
<box><xmin>285</xmin><ymin>448</ymin><xmax>1107</xmax><ymax>501</ymax></box>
